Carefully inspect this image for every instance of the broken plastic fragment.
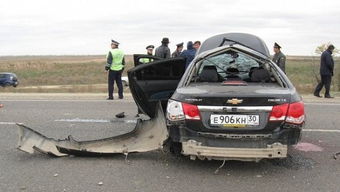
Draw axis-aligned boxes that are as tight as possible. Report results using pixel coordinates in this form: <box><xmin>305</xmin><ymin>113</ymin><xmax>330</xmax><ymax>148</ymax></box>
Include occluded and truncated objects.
<box><xmin>115</xmin><ymin>112</ymin><xmax>125</xmax><ymax>118</ymax></box>
<box><xmin>17</xmin><ymin>103</ymin><xmax>168</xmax><ymax>157</ymax></box>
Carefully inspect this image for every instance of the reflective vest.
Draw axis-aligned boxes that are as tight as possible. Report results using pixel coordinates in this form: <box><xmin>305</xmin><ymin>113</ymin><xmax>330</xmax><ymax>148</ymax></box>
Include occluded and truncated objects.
<box><xmin>107</xmin><ymin>48</ymin><xmax>124</xmax><ymax>71</ymax></box>
<box><xmin>140</xmin><ymin>57</ymin><xmax>154</xmax><ymax>64</ymax></box>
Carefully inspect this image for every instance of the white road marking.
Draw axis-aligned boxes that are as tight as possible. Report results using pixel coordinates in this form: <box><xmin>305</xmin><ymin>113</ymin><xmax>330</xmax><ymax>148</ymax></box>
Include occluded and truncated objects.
<box><xmin>0</xmin><ymin>122</ymin><xmax>17</xmax><ymax>125</ymax></box>
<box><xmin>54</xmin><ymin>118</ymin><xmax>137</xmax><ymax>124</ymax></box>
<box><xmin>2</xmin><ymin>120</ymin><xmax>340</xmax><ymax>133</ymax></box>
<box><xmin>302</xmin><ymin>129</ymin><xmax>340</xmax><ymax>133</ymax></box>
<box><xmin>304</xmin><ymin>103</ymin><xmax>340</xmax><ymax>106</ymax></box>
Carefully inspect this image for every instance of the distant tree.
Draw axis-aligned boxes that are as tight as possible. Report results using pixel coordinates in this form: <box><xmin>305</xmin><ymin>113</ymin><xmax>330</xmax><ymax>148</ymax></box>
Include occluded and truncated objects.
<box><xmin>315</xmin><ymin>42</ymin><xmax>339</xmax><ymax>55</ymax></box>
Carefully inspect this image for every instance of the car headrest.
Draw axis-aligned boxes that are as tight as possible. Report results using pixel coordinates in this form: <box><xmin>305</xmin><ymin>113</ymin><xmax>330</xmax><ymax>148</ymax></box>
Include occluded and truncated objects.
<box><xmin>250</xmin><ymin>68</ymin><xmax>270</xmax><ymax>82</ymax></box>
<box><xmin>199</xmin><ymin>65</ymin><xmax>219</xmax><ymax>82</ymax></box>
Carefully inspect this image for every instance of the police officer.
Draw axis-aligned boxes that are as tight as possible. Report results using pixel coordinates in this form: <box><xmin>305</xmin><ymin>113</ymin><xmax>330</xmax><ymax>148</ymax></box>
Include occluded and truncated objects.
<box><xmin>313</xmin><ymin>44</ymin><xmax>335</xmax><ymax>98</ymax></box>
<box><xmin>155</xmin><ymin>37</ymin><xmax>171</xmax><ymax>59</ymax></box>
<box><xmin>105</xmin><ymin>39</ymin><xmax>125</xmax><ymax>100</ymax></box>
<box><xmin>172</xmin><ymin>42</ymin><xmax>184</xmax><ymax>57</ymax></box>
<box><xmin>140</xmin><ymin>45</ymin><xmax>154</xmax><ymax>63</ymax></box>
<box><xmin>272</xmin><ymin>42</ymin><xmax>286</xmax><ymax>73</ymax></box>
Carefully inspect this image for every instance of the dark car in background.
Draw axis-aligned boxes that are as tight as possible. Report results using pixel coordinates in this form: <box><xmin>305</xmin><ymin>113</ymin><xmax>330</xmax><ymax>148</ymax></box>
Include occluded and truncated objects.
<box><xmin>129</xmin><ymin>33</ymin><xmax>305</xmax><ymax>162</ymax></box>
<box><xmin>0</xmin><ymin>72</ymin><xmax>19</xmax><ymax>87</ymax></box>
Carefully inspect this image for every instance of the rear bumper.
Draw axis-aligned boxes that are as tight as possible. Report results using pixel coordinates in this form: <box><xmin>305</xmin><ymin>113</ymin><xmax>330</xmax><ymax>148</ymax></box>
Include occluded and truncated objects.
<box><xmin>182</xmin><ymin>140</ymin><xmax>287</xmax><ymax>161</ymax></box>
<box><xmin>168</xmin><ymin>123</ymin><xmax>302</xmax><ymax>161</ymax></box>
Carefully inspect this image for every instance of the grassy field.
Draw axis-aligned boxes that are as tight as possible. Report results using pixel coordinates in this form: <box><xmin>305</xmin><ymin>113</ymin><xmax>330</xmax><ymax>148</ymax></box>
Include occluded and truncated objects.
<box><xmin>0</xmin><ymin>55</ymin><xmax>339</xmax><ymax>94</ymax></box>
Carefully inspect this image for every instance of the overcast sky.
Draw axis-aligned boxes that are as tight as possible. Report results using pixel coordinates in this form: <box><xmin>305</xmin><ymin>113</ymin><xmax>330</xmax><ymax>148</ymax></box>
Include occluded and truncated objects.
<box><xmin>0</xmin><ymin>0</ymin><xmax>339</xmax><ymax>56</ymax></box>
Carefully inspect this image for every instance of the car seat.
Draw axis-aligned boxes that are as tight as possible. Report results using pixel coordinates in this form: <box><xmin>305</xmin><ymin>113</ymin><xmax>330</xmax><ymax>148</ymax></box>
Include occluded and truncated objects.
<box><xmin>250</xmin><ymin>68</ymin><xmax>270</xmax><ymax>82</ymax></box>
<box><xmin>199</xmin><ymin>65</ymin><xmax>220</xmax><ymax>82</ymax></box>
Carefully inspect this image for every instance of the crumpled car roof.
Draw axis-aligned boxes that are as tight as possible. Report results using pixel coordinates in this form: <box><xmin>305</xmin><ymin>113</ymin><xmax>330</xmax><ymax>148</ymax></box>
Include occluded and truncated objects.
<box><xmin>197</xmin><ymin>33</ymin><xmax>270</xmax><ymax>58</ymax></box>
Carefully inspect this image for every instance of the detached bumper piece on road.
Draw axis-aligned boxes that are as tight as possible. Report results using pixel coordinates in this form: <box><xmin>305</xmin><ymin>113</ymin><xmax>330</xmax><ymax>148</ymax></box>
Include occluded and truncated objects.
<box><xmin>17</xmin><ymin>104</ymin><xmax>168</xmax><ymax>157</ymax></box>
<box><xmin>182</xmin><ymin>140</ymin><xmax>287</xmax><ymax>162</ymax></box>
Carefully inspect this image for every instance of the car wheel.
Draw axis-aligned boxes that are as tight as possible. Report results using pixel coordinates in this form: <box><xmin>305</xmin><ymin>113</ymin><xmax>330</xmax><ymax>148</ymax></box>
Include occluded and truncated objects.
<box><xmin>13</xmin><ymin>84</ymin><xmax>17</xmax><ymax>88</ymax></box>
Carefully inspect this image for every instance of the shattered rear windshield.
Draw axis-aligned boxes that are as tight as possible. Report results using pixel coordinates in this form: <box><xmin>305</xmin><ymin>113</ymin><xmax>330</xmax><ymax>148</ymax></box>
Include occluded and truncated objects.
<box><xmin>194</xmin><ymin>50</ymin><xmax>275</xmax><ymax>83</ymax></box>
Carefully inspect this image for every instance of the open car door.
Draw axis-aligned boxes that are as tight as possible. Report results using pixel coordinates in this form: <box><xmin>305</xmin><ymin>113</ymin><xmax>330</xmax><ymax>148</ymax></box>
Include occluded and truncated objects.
<box><xmin>133</xmin><ymin>54</ymin><xmax>162</xmax><ymax>66</ymax></box>
<box><xmin>128</xmin><ymin>57</ymin><xmax>186</xmax><ymax>118</ymax></box>
<box><xmin>16</xmin><ymin>57</ymin><xmax>186</xmax><ymax>157</ymax></box>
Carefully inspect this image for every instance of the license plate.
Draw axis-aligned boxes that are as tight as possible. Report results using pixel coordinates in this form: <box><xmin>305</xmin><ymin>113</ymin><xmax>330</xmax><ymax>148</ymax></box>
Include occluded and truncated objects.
<box><xmin>210</xmin><ymin>114</ymin><xmax>259</xmax><ymax>127</ymax></box>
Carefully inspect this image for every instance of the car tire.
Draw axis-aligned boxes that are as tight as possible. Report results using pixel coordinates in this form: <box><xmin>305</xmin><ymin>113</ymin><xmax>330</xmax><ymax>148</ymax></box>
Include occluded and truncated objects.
<box><xmin>169</xmin><ymin>140</ymin><xmax>182</xmax><ymax>156</ymax></box>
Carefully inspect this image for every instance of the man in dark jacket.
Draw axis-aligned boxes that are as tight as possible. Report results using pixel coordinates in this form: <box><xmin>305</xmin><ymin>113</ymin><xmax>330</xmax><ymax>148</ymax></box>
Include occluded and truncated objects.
<box><xmin>172</xmin><ymin>42</ymin><xmax>184</xmax><ymax>57</ymax></box>
<box><xmin>272</xmin><ymin>42</ymin><xmax>286</xmax><ymax>73</ymax></box>
<box><xmin>180</xmin><ymin>41</ymin><xmax>196</xmax><ymax>69</ymax></box>
<box><xmin>314</xmin><ymin>44</ymin><xmax>335</xmax><ymax>98</ymax></box>
<box><xmin>155</xmin><ymin>37</ymin><xmax>171</xmax><ymax>59</ymax></box>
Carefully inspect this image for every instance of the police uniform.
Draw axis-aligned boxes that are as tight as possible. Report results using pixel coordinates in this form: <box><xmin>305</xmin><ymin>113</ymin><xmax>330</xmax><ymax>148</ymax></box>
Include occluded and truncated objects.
<box><xmin>172</xmin><ymin>42</ymin><xmax>184</xmax><ymax>58</ymax></box>
<box><xmin>140</xmin><ymin>45</ymin><xmax>154</xmax><ymax>63</ymax></box>
<box><xmin>272</xmin><ymin>43</ymin><xmax>286</xmax><ymax>73</ymax></box>
<box><xmin>106</xmin><ymin>40</ymin><xmax>125</xmax><ymax>100</ymax></box>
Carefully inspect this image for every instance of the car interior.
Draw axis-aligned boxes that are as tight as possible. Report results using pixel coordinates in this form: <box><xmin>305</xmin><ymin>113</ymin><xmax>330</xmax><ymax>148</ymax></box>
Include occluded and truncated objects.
<box><xmin>189</xmin><ymin>50</ymin><xmax>282</xmax><ymax>86</ymax></box>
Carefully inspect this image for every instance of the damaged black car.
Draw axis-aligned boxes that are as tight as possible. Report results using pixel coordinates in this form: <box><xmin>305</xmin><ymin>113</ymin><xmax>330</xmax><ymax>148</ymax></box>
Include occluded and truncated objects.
<box><xmin>17</xmin><ymin>33</ymin><xmax>304</xmax><ymax>162</ymax></box>
<box><xmin>129</xmin><ymin>33</ymin><xmax>305</xmax><ymax>161</ymax></box>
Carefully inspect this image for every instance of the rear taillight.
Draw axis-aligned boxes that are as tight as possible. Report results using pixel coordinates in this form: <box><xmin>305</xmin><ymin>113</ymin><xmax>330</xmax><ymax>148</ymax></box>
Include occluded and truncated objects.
<box><xmin>182</xmin><ymin>103</ymin><xmax>201</xmax><ymax>120</ymax></box>
<box><xmin>269</xmin><ymin>103</ymin><xmax>289</xmax><ymax>121</ymax></box>
<box><xmin>286</xmin><ymin>102</ymin><xmax>305</xmax><ymax>124</ymax></box>
<box><xmin>166</xmin><ymin>100</ymin><xmax>201</xmax><ymax>121</ymax></box>
<box><xmin>269</xmin><ymin>102</ymin><xmax>305</xmax><ymax>125</ymax></box>
<box><xmin>167</xmin><ymin>100</ymin><xmax>185</xmax><ymax>121</ymax></box>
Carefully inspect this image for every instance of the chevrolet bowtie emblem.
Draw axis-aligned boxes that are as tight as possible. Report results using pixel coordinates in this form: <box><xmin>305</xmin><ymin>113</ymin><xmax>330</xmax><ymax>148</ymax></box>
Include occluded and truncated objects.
<box><xmin>227</xmin><ymin>98</ymin><xmax>243</xmax><ymax>105</ymax></box>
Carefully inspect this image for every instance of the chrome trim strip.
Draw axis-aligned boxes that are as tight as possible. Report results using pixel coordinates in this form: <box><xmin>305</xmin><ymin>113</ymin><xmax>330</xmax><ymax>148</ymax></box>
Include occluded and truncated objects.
<box><xmin>198</xmin><ymin>105</ymin><xmax>272</xmax><ymax>112</ymax></box>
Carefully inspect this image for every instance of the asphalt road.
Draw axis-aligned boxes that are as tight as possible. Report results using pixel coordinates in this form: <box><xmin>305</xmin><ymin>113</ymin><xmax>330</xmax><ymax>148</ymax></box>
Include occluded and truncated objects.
<box><xmin>0</xmin><ymin>97</ymin><xmax>339</xmax><ymax>192</ymax></box>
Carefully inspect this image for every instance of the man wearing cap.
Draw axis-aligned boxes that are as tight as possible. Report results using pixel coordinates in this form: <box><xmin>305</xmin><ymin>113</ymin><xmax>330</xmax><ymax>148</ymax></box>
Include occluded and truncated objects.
<box><xmin>272</xmin><ymin>42</ymin><xmax>286</xmax><ymax>73</ymax></box>
<box><xmin>105</xmin><ymin>39</ymin><xmax>125</xmax><ymax>100</ymax></box>
<box><xmin>155</xmin><ymin>37</ymin><xmax>171</xmax><ymax>59</ymax></box>
<box><xmin>172</xmin><ymin>42</ymin><xmax>184</xmax><ymax>58</ymax></box>
<box><xmin>140</xmin><ymin>45</ymin><xmax>155</xmax><ymax>63</ymax></box>
<box><xmin>313</xmin><ymin>44</ymin><xmax>335</xmax><ymax>98</ymax></box>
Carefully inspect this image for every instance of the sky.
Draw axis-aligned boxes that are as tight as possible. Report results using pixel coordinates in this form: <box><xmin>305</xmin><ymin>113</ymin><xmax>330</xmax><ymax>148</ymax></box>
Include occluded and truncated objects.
<box><xmin>0</xmin><ymin>0</ymin><xmax>339</xmax><ymax>56</ymax></box>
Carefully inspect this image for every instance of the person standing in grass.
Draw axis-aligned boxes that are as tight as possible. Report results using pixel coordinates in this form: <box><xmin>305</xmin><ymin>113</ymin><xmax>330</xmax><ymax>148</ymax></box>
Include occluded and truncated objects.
<box><xmin>313</xmin><ymin>44</ymin><xmax>335</xmax><ymax>98</ymax></box>
<box><xmin>105</xmin><ymin>39</ymin><xmax>125</xmax><ymax>100</ymax></box>
<box><xmin>272</xmin><ymin>42</ymin><xmax>286</xmax><ymax>73</ymax></box>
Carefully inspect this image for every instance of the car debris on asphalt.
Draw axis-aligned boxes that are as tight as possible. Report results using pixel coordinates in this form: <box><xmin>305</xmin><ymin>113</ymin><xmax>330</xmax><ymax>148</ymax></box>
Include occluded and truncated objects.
<box><xmin>115</xmin><ymin>112</ymin><xmax>125</xmax><ymax>118</ymax></box>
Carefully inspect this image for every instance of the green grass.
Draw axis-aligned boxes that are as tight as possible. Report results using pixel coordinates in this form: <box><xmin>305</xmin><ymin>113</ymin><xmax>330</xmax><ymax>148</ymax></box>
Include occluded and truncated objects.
<box><xmin>0</xmin><ymin>55</ymin><xmax>339</xmax><ymax>93</ymax></box>
<box><xmin>285</xmin><ymin>56</ymin><xmax>340</xmax><ymax>93</ymax></box>
<box><xmin>0</xmin><ymin>55</ymin><xmax>134</xmax><ymax>86</ymax></box>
